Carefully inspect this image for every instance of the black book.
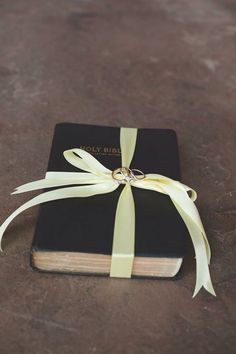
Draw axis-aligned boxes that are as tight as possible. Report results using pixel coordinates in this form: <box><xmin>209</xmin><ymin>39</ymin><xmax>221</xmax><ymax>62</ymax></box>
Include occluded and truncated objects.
<box><xmin>31</xmin><ymin>123</ymin><xmax>188</xmax><ymax>277</ymax></box>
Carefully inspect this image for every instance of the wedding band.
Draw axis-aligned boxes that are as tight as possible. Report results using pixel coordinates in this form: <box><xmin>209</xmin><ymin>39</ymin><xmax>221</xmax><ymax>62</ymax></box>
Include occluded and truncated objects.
<box><xmin>112</xmin><ymin>167</ymin><xmax>145</xmax><ymax>183</ymax></box>
<box><xmin>130</xmin><ymin>169</ymin><xmax>146</xmax><ymax>180</ymax></box>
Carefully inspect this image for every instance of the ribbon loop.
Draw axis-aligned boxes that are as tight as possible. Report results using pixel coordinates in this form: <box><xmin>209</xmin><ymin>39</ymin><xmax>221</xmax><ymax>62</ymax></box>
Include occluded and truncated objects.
<box><xmin>64</xmin><ymin>148</ymin><xmax>111</xmax><ymax>175</ymax></box>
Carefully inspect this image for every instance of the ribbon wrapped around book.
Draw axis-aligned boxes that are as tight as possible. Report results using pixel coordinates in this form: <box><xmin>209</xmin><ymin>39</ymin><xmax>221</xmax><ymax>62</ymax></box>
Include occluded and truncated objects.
<box><xmin>0</xmin><ymin>127</ymin><xmax>216</xmax><ymax>297</ymax></box>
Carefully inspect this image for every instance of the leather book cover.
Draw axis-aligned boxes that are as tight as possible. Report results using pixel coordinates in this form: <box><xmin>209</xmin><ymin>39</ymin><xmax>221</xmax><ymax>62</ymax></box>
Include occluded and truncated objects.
<box><xmin>31</xmin><ymin>123</ymin><xmax>188</xmax><ymax>271</ymax></box>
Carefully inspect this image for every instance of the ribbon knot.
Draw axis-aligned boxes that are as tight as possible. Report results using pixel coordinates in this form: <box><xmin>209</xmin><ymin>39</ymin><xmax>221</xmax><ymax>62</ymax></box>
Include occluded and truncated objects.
<box><xmin>0</xmin><ymin>127</ymin><xmax>216</xmax><ymax>298</ymax></box>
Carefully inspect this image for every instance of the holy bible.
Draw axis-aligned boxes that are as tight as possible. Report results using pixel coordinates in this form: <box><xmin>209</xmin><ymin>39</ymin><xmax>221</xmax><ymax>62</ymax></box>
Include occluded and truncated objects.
<box><xmin>31</xmin><ymin>123</ymin><xmax>188</xmax><ymax>278</ymax></box>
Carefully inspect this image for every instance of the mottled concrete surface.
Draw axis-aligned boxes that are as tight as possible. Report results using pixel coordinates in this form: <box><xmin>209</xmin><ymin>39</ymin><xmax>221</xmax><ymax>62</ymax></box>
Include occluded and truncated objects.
<box><xmin>0</xmin><ymin>0</ymin><xmax>236</xmax><ymax>353</ymax></box>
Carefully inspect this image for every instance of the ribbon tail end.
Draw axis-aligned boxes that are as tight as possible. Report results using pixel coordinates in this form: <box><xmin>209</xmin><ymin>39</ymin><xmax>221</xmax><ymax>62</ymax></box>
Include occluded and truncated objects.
<box><xmin>204</xmin><ymin>283</ymin><xmax>216</xmax><ymax>297</ymax></box>
<box><xmin>192</xmin><ymin>286</ymin><xmax>202</xmax><ymax>298</ymax></box>
<box><xmin>11</xmin><ymin>190</ymin><xmax>19</xmax><ymax>195</ymax></box>
<box><xmin>192</xmin><ymin>283</ymin><xmax>216</xmax><ymax>298</ymax></box>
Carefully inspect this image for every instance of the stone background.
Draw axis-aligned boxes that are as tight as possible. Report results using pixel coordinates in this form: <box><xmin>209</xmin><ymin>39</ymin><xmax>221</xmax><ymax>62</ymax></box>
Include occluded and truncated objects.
<box><xmin>0</xmin><ymin>0</ymin><xmax>235</xmax><ymax>353</ymax></box>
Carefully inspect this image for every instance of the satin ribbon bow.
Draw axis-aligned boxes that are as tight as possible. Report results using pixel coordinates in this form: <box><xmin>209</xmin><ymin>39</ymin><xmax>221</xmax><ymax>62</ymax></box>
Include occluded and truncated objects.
<box><xmin>0</xmin><ymin>127</ymin><xmax>216</xmax><ymax>297</ymax></box>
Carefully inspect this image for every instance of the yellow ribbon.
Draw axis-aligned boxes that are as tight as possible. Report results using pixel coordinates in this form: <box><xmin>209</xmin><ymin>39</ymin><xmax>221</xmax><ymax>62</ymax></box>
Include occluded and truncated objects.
<box><xmin>0</xmin><ymin>127</ymin><xmax>216</xmax><ymax>297</ymax></box>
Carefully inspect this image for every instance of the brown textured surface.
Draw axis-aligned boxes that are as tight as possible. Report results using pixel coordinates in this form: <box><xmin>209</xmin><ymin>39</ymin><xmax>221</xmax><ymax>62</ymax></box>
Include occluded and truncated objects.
<box><xmin>0</xmin><ymin>0</ymin><xmax>236</xmax><ymax>353</ymax></box>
